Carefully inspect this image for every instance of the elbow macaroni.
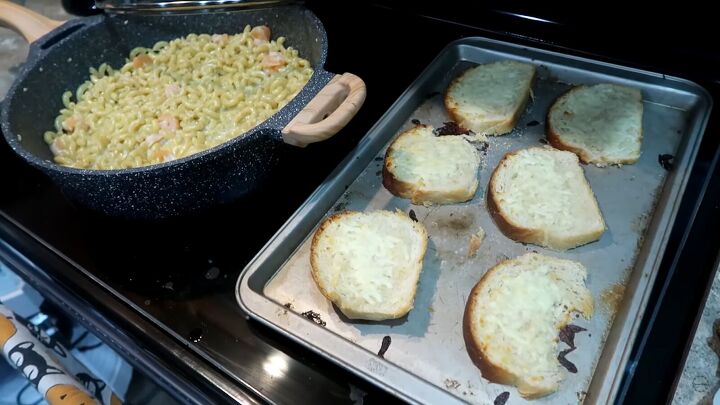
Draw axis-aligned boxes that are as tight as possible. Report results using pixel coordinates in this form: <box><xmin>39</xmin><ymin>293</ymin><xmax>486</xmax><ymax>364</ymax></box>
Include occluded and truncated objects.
<box><xmin>44</xmin><ymin>25</ymin><xmax>313</xmax><ymax>170</ymax></box>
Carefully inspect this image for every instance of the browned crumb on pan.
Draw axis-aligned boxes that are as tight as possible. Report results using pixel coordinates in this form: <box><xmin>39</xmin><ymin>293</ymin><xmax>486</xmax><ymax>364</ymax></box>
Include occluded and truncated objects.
<box><xmin>601</xmin><ymin>283</ymin><xmax>626</xmax><ymax>315</ymax></box>
<box><xmin>301</xmin><ymin>310</ymin><xmax>326</xmax><ymax>327</ymax></box>
<box><xmin>444</xmin><ymin>379</ymin><xmax>461</xmax><ymax>390</ymax></box>
<box><xmin>467</xmin><ymin>228</ymin><xmax>485</xmax><ymax>258</ymax></box>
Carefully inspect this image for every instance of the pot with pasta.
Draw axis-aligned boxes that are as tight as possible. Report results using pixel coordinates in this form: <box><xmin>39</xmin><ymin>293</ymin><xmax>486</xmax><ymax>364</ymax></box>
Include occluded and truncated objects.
<box><xmin>0</xmin><ymin>1</ymin><xmax>365</xmax><ymax>218</ymax></box>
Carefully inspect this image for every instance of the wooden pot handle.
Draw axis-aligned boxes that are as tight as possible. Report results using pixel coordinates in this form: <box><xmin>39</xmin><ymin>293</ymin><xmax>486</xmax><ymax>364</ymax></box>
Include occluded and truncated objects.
<box><xmin>0</xmin><ymin>0</ymin><xmax>64</xmax><ymax>43</ymax></box>
<box><xmin>282</xmin><ymin>72</ymin><xmax>366</xmax><ymax>147</ymax></box>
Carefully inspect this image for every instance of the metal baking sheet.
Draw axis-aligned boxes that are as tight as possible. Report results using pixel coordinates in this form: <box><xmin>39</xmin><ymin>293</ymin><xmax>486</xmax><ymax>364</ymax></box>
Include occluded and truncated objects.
<box><xmin>237</xmin><ymin>37</ymin><xmax>712</xmax><ymax>404</ymax></box>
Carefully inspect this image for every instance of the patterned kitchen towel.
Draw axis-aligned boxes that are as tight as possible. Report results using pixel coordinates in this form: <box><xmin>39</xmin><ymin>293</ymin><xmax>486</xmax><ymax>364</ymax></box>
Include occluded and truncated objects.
<box><xmin>0</xmin><ymin>303</ymin><xmax>105</xmax><ymax>405</ymax></box>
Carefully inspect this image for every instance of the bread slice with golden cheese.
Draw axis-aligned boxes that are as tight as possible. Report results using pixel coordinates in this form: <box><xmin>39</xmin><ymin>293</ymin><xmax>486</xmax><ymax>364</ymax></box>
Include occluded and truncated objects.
<box><xmin>547</xmin><ymin>83</ymin><xmax>643</xmax><ymax>166</ymax></box>
<box><xmin>383</xmin><ymin>124</ymin><xmax>481</xmax><ymax>205</ymax></box>
<box><xmin>445</xmin><ymin>60</ymin><xmax>536</xmax><ymax>136</ymax></box>
<box><xmin>463</xmin><ymin>253</ymin><xmax>593</xmax><ymax>399</ymax></box>
<box><xmin>310</xmin><ymin>210</ymin><xmax>428</xmax><ymax>321</ymax></box>
<box><xmin>488</xmin><ymin>146</ymin><xmax>605</xmax><ymax>250</ymax></box>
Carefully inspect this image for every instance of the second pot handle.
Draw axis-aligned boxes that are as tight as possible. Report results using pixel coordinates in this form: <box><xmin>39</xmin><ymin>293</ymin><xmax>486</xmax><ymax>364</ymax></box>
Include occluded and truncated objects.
<box><xmin>0</xmin><ymin>0</ymin><xmax>64</xmax><ymax>43</ymax></box>
<box><xmin>282</xmin><ymin>72</ymin><xmax>366</xmax><ymax>147</ymax></box>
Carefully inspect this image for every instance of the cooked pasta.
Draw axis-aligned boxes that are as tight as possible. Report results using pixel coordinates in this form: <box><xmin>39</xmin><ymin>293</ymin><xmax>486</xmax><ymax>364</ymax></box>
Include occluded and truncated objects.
<box><xmin>43</xmin><ymin>25</ymin><xmax>313</xmax><ymax>170</ymax></box>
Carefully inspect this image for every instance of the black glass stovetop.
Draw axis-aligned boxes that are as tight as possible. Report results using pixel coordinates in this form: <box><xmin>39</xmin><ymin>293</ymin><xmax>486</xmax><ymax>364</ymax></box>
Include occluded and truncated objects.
<box><xmin>1</xmin><ymin>3</ymin><xmax>719</xmax><ymax>404</ymax></box>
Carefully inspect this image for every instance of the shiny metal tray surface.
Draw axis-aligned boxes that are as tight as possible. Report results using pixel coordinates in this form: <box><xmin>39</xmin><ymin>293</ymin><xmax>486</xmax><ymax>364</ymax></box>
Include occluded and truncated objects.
<box><xmin>237</xmin><ymin>37</ymin><xmax>712</xmax><ymax>404</ymax></box>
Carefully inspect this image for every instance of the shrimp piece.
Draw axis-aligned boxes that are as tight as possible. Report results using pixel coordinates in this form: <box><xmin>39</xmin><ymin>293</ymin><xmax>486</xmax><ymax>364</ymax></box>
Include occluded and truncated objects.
<box><xmin>50</xmin><ymin>138</ymin><xmax>65</xmax><ymax>156</ymax></box>
<box><xmin>250</xmin><ymin>25</ymin><xmax>271</xmax><ymax>45</ymax></box>
<box><xmin>63</xmin><ymin>115</ymin><xmax>88</xmax><ymax>133</ymax></box>
<box><xmin>158</xmin><ymin>114</ymin><xmax>179</xmax><ymax>132</ymax></box>
<box><xmin>132</xmin><ymin>54</ymin><xmax>153</xmax><ymax>69</ymax></box>
<box><xmin>164</xmin><ymin>83</ymin><xmax>182</xmax><ymax>97</ymax></box>
<box><xmin>63</xmin><ymin>116</ymin><xmax>78</xmax><ymax>133</ymax></box>
<box><xmin>154</xmin><ymin>149</ymin><xmax>176</xmax><ymax>163</ymax></box>
<box><xmin>262</xmin><ymin>51</ymin><xmax>286</xmax><ymax>73</ymax></box>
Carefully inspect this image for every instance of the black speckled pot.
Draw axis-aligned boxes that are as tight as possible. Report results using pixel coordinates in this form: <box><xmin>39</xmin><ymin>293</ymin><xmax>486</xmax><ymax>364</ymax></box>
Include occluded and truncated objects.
<box><xmin>1</xmin><ymin>6</ymin><xmax>335</xmax><ymax>219</ymax></box>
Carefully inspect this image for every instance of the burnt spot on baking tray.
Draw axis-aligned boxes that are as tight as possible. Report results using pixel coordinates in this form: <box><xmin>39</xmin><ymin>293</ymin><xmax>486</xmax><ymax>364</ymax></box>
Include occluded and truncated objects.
<box><xmin>374</xmin><ymin>156</ymin><xmax>383</xmax><ymax>161</ymax></box>
<box><xmin>411</xmin><ymin>118</ymin><xmax>422</xmax><ymax>126</ymax></box>
<box><xmin>435</xmin><ymin>121</ymin><xmax>472</xmax><ymax>136</ymax></box>
<box><xmin>494</xmin><ymin>391</ymin><xmax>510</xmax><ymax>405</ymax></box>
<box><xmin>557</xmin><ymin>323</ymin><xmax>587</xmax><ymax>373</ymax></box>
<box><xmin>526</xmin><ymin>120</ymin><xmax>540</xmax><ymax>127</ymax></box>
<box><xmin>283</xmin><ymin>302</ymin><xmax>293</xmax><ymax>310</ymax></box>
<box><xmin>659</xmin><ymin>153</ymin><xmax>674</xmax><ymax>171</ymax></box>
<box><xmin>333</xmin><ymin>201</ymin><xmax>348</xmax><ymax>213</ymax></box>
<box><xmin>539</xmin><ymin>138</ymin><xmax>548</xmax><ymax>145</ymax></box>
<box><xmin>559</xmin><ymin>324</ymin><xmax>586</xmax><ymax>348</ymax></box>
<box><xmin>709</xmin><ymin>319</ymin><xmax>720</xmax><ymax>370</ymax></box>
<box><xmin>301</xmin><ymin>310</ymin><xmax>326</xmax><ymax>327</ymax></box>
<box><xmin>377</xmin><ymin>335</ymin><xmax>392</xmax><ymax>358</ymax></box>
<box><xmin>436</xmin><ymin>211</ymin><xmax>473</xmax><ymax>232</ymax></box>
<box><xmin>408</xmin><ymin>209</ymin><xmax>418</xmax><ymax>222</ymax></box>
<box><xmin>631</xmin><ymin>212</ymin><xmax>651</xmax><ymax>233</ymax></box>
<box><xmin>601</xmin><ymin>283</ymin><xmax>626</xmax><ymax>315</ymax></box>
<box><xmin>558</xmin><ymin>347</ymin><xmax>578</xmax><ymax>373</ymax></box>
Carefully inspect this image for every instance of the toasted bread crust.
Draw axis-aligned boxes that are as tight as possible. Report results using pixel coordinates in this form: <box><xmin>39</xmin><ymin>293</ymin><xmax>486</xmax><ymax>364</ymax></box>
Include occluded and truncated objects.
<box><xmin>444</xmin><ymin>63</ymin><xmax>536</xmax><ymax>136</ymax></box>
<box><xmin>487</xmin><ymin>148</ymin><xmax>605</xmax><ymax>250</ymax></box>
<box><xmin>309</xmin><ymin>211</ymin><xmax>344</xmax><ymax>307</ymax></box>
<box><xmin>463</xmin><ymin>264</ymin><xmax>516</xmax><ymax>384</ymax></box>
<box><xmin>309</xmin><ymin>210</ymin><xmax>428</xmax><ymax>320</ymax></box>
<box><xmin>546</xmin><ymin>85</ymin><xmax>642</xmax><ymax>166</ymax></box>
<box><xmin>382</xmin><ymin>133</ymin><xmax>420</xmax><ymax>202</ymax></box>
<box><xmin>382</xmin><ymin>124</ymin><xmax>478</xmax><ymax>204</ymax></box>
<box><xmin>462</xmin><ymin>260</ymin><xmax>552</xmax><ymax>399</ymax></box>
<box><xmin>487</xmin><ymin>149</ymin><xmax>549</xmax><ymax>247</ymax></box>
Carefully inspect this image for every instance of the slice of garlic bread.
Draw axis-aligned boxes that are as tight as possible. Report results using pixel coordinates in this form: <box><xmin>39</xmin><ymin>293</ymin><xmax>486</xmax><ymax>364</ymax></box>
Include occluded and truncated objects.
<box><xmin>383</xmin><ymin>124</ymin><xmax>481</xmax><ymax>205</ymax></box>
<box><xmin>445</xmin><ymin>60</ymin><xmax>536</xmax><ymax>136</ymax></box>
<box><xmin>488</xmin><ymin>146</ymin><xmax>605</xmax><ymax>250</ymax></box>
<box><xmin>463</xmin><ymin>253</ymin><xmax>593</xmax><ymax>399</ymax></box>
<box><xmin>548</xmin><ymin>83</ymin><xmax>643</xmax><ymax>166</ymax></box>
<box><xmin>310</xmin><ymin>210</ymin><xmax>428</xmax><ymax>321</ymax></box>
